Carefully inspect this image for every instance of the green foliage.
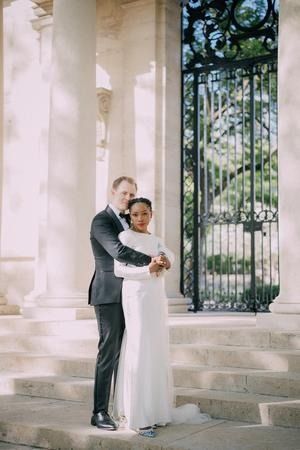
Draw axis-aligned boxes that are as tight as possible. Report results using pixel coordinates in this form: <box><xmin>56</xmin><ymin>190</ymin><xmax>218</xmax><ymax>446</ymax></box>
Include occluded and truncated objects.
<box><xmin>243</xmin><ymin>284</ymin><xmax>279</xmax><ymax>302</ymax></box>
<box><xmin>206</xmin><ymin>254</ymin><xmax>251</xmax><ymax>275</ymax></box>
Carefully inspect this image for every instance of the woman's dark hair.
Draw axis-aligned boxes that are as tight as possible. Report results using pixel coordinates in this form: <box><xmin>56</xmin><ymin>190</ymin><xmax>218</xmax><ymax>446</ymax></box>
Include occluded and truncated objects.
<box><xmin>128</xmin><ymin>197</ymin><xmax>152</xmax><ymax>211</ymax></box>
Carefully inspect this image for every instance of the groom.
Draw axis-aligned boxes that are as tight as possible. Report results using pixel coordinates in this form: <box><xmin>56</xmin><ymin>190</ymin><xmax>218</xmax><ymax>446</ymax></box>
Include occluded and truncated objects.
<box><xmin>88</xmin><ymin>176</ymin><xmax>167</xmax><ymax>430</ymax></box>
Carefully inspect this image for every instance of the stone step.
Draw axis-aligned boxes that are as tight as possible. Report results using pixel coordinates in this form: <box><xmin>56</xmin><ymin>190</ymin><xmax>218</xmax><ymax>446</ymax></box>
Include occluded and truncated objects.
<box><xmin>3</xmin><ymin>359</ymin><xmax>300</xmax><ymax>401</ymax></box>
<box><xmin>13</xmin><ymin>375</ymin><xmax>94</xmax><ymax>403</ymax></box>
<box><xmin>175</xmin><ymin>387</ymin><xmax>300</xmax><ymax>428</ymax></box>
<box><xmin>0</xmin><ymin>443</ymin><xmax>40</xmax><ymax>449</ymax></box>
<box><xmin>2</xmin><ymin>395</ymin><xmax>300</xmax><ymax>450</ymax></box>
<box><xmin>0</xmin><ymin>317</ymin><xmax>98</xmax><ymax>337</ymax></box>
<box><xmin>0</xmin><ymin>334</ymin><xmax>98</xmax><ymax>355</ymax></box>
<box><xmin>2</xmin><ymin>316</ymin><xmax>300</xmax><ymax>350</ymax></box>
<box><xmin>3</xmin><ymin>373</ymin><xmax>300</xmax><ymax>428</ymax></box>
<box><xmin>0</xmin><ymin>353</ymin><xmax>95</xmax><ymax>377</ymax></box>
<box><xmin>2</xmin><ymin>353</ymin><xmax>300</xmax><ymax>399</ymax></box>
<box><xmin>1</xmin><ymin>335</ymin><xmax>300</xmax><ymax>371</ymax></box>
<box><xmin>171</xmin><ymin>343</ymin><xmax>300</xmax><ymax>371</ymax></box>
<box><xmin>173</xmin><ymin>364</ymin><xmax>300</xmax><ymax>397</ymax></box>
<box><xmin>170</xmin><ymin>325</ymin><xmax>300</xmax><ymax>349</ymax></box>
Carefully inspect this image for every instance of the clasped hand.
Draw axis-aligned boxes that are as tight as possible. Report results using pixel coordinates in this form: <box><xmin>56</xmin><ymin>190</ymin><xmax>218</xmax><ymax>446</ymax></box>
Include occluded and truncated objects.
<box><xmin>149</xmin><ymin>254</ymin><xmax>170</xmax><ymax>276</ymax></box>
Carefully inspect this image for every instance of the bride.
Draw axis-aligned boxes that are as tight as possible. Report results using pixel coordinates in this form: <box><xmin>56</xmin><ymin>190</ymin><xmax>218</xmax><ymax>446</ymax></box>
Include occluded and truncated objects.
<box><xmin>113</xmin><ymin>197</ymin><xmax>210</xmax><ymax>438</ymax></box>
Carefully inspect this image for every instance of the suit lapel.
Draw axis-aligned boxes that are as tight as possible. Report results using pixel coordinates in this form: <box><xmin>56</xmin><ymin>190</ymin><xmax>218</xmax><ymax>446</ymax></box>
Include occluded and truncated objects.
<box><xmin>124</xmin><ymin>213</ymin><xmax>131</xmax><ymax>226</ymax></box>
<box><xmin>105</xmin><ymin>205</ymin><xmax>124</xmax><ymax>233</ymax></box>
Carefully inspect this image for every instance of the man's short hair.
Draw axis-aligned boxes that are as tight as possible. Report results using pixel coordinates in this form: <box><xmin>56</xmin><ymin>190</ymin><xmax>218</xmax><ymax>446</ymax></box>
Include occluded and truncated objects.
<box><xmin>112</xmin><ymin>176</ymin><xmax>137</xmax><ymax>191</ymax></box>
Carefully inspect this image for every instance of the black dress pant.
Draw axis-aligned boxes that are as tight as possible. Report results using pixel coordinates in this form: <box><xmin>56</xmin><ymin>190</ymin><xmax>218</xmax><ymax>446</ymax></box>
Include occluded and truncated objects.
<box><xmin>93</xmin><ymin>303</ymin><xmax>125</xmax><ymax>414</ymax></box>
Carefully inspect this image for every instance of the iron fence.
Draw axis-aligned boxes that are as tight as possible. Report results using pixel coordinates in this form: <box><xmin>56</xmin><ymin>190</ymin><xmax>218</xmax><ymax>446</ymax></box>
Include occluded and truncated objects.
<box><xmin>181</xmin><ymin>0</ymin><xmax>279</xmax><ymax>311</ymax></box>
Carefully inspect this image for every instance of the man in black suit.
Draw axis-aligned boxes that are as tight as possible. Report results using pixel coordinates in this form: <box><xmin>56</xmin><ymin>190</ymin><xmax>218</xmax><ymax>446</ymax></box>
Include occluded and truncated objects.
<box><xmin>89</xmin><ymin>176</ymin><xmax>166</xmax><ymax>430</ymax></box>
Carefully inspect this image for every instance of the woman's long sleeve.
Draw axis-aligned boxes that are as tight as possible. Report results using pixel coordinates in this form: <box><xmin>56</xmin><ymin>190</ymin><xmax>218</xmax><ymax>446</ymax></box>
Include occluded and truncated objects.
<box><xmin>114</xmin><ymin>260</ymin><xmax>152</xmax><ymax>280</ymax></box>
<box><xmin>114</xmin><ymin>231</ymin><xmax>152</xmax><ymax>280</ymax></box>
<box><xmin>157</xmin><ymin>239</ymin><xmax>175</xmax><ymax>265</ymax></box>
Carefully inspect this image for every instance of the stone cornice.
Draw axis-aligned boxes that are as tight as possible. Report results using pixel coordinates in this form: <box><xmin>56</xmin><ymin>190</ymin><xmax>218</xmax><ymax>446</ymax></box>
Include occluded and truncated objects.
<box><xmin>120</xmin><ymin>0</ymin><xmax>155</xmax><ymax>8</ymax></box>
<box><xmin>31</xmin><ymin>0</ymin><xmax>53</xmax><ymax>17</ymax></box>
<box><xmin>96</xmin><ymin>0</ymin><xmax>124</xmax><ymax>38</ymax></box>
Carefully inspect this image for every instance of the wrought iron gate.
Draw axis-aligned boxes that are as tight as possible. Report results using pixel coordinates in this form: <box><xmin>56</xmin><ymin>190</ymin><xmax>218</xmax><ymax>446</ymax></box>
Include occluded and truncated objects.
<box><xmin>181</xmin><ymin>0</ymin><xmax>279</xmax><ymax>312</ymax></box>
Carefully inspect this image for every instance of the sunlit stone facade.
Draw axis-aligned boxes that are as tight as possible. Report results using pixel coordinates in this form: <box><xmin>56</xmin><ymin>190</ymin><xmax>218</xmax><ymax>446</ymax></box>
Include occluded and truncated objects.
<box><xmin>1</xmin><ymin>0</ymin><xmax>300</xmax><ymax>327</ymax></box>
<box><xmin>0</xmin><ymin>0</ymin><xmax>186</xmax><ymax>313</ymax></box>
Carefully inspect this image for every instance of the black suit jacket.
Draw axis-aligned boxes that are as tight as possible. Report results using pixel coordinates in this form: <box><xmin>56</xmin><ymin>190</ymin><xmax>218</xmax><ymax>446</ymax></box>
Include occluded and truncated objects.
<box><xmin>88</xmin><ymin>205</ymin><xmax>151</xmax><ymax>305</ymax></box>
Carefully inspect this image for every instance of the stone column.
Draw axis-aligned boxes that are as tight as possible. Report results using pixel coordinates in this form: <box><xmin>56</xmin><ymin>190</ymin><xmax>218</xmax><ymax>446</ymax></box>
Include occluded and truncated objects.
<box><xmin>37</xmin><ymin>0</ymin><xmax>96</xmax><ymax>307</ymax></box>
<box><xmin>0</xmin><ymin>0</ymin><xmax>4</xmax><ymax>304</ymax></box>
<box><xmin>119</xmin><ymin>0</ymin><xmax>188</xmax><ymax>311</ymax></box>
<box><xmin>24</xmin><ymin>14</ymin><xmax>53</xmax><ymax>307</ymax></box>
<box><xmin>257</xmin><ymin>0</ymin><xmax>300</xmax><ymax>330</ymax></box>
<box><xmin>1</xmin><ymin>0</ymin><xmax>40</xmax><ymax>307</ymax></box>
<box><xmin>120</xmin><ymin>0</ymin><xmax>156</xmax><ymax>206</ymax></box>
<box><xmin>155</xmin><ymin>0</ymin><xmax>185</xmax><ymax>308</ymax></box>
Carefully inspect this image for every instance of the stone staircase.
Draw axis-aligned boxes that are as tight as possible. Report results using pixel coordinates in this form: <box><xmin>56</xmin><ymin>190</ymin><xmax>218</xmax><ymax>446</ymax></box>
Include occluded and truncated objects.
<box><xmin>0</xmin><ymin>313</ymin><xmax>299</xmax><ymax>449</ymax></box>
<box><xmin>170</xmin><ymin>324</ymin><xmax>300</xmax><ymax>428</ymax></box>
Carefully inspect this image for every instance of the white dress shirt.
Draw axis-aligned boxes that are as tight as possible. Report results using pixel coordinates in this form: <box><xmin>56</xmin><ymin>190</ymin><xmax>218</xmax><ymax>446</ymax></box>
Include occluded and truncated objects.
<box><xmin>109</xmin><ymin>203</ymin><xmax>129</xmax><ymax>230</ymax></box>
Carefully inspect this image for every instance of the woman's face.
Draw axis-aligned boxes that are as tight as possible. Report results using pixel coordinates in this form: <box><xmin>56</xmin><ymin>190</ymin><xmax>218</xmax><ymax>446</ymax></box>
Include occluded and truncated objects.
<box><xmin>130</xmin><ymin>202</ymin><xmax>152</xmax><ymax>233</ymax></box>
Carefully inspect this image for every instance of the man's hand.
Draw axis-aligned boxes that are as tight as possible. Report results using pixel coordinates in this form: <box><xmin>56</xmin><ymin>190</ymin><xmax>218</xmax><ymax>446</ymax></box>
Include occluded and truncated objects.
<box><xmin>154</xmin><ymin>253</ymin><xmax>171</xmax><ymax>270</ymax></box>
<box><xmin>149</xmin><ymin>257</ymin><xmax>164</xmax><ymax>276</ymax></box>
<box><xmin>161</xmin><ymin>254</ymin><xmax>171</xmax><ymax>270</ymax></box>
<box><xmin>149</xmin><ymin>254</ymin><xmax>171</xmax><ymax>277</ymax></box>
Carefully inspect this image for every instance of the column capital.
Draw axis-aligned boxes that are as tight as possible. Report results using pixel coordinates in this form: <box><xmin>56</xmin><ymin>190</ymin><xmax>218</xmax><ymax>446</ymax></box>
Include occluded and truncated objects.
<box><xmin>31</xmin><ymin>14</ymin><xmax>53</xmax><ymax>33</ymax></box>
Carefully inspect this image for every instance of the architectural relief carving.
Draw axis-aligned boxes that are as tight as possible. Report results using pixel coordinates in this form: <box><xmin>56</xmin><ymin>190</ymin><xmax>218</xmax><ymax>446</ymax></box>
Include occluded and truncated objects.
<box><xmin>96</xmin><ymin>87</ymin><xmax>112</xmax><ymax>161</ymax></box>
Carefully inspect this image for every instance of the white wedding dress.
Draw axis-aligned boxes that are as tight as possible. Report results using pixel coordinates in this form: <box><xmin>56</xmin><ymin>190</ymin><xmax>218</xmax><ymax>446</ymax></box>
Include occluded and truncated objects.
<box><xmin>113</xmin><ymin>229</ymin><xmax>210</xmax><ymax>430</ymax></box>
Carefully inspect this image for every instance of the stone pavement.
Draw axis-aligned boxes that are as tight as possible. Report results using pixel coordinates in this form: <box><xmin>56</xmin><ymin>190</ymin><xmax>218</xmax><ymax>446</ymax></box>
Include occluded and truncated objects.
<box><xmin>0</xmin><ymin>394</ymin><xmax>300</xmax><ymax>450</ymax></box>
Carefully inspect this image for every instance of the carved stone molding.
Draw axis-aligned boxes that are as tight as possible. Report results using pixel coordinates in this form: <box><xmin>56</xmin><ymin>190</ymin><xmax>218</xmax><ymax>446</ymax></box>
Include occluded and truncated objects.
<box><xmin>31</xmin><ymin>14</ymin><xmax>53</xmax><ymax>32</ymax></box>
<box><xmin>120</xmin><ymin>0</ymin><xmax>155</xmax><ymax>7</ymax></box>
<box><xmin>31</xmin><ymin>0</ymin><xmax>53</xmax><ymax>18</ymax></box>
<box><xmin>96</xmin><ymin>87</ymin><xmax>112</xmax><ymax>160</ymax></box>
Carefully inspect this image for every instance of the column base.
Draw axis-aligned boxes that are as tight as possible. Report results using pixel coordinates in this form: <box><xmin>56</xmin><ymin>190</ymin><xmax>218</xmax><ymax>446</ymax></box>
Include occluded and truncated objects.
<box><xmin>256</xmin><ymin>312</ymin><xmax>300</xmax><ymax>330</ymax></box>
<box><xmin>269</xmin><ymin>300</ymin><xmax>300</xmax><ymax>314</ymax></box>
<box><xmin>21</xmin><ymin>305</ymin><xmax>94</xmax><ymax>320</ymax></box>
<box><xmin>21</xmin><ymin>293</ymin><xmax>93</xmax><ymax>320</ymax></box>
<box><xmin>168</xmin><ymin>297</ymin><xmax>192</xmax><ymax>314</ymax></box>
<box><xmin>0</xmin><ymin>295</ymin><xmax>20</xmax><ymax>315</ymax></box>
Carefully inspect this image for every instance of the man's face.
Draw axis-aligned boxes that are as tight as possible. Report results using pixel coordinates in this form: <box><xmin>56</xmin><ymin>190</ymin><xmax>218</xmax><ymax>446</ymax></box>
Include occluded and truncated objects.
<box><xmin>111</xmin><ymin>180</ymin><xmax>137</xmax><ymax>212</ymax></box>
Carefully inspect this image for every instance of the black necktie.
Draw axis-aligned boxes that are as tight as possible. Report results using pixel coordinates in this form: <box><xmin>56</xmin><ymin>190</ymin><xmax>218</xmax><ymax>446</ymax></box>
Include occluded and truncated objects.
<box><xmin>119</xmin><ymin>213</ymin><xmax>127</xmax><ymax>219</ymax></box>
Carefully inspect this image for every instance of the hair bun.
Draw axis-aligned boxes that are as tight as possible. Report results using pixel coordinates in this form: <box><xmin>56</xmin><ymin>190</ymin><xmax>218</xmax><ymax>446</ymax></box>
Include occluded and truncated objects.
<box><xmin>128</xmin><ymin>197</ymin><xmax>152</xmax><ymax>211</ymax></box>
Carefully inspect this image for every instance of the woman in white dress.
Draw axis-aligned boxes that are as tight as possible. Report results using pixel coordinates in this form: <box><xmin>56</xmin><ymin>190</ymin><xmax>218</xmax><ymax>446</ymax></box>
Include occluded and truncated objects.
<box><xmin>113</xmin><ymin>198</ymin><xmax>210</xmax><ymax>438</ymax></box>
<box><xmin>113</xmin><ymin>197</ymin><xmax>172</xmax><ymax>437</ymax></box>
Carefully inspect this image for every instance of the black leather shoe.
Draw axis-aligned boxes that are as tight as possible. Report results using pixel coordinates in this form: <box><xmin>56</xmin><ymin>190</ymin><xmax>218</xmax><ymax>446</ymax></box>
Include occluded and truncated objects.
<box><xmin>91</xmin><ymin>411</ymin><xmax>118</xmax><ymax>430</ymax></box>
